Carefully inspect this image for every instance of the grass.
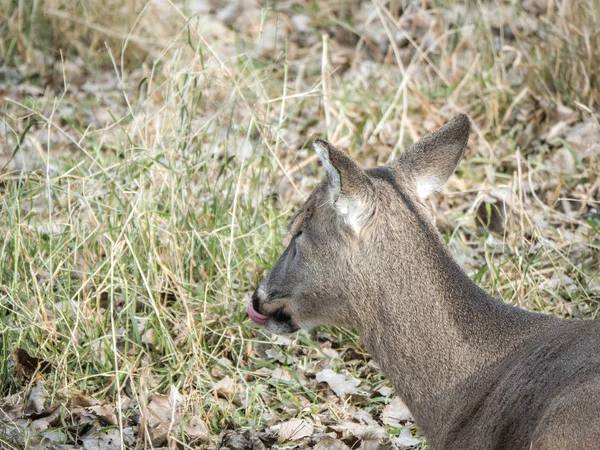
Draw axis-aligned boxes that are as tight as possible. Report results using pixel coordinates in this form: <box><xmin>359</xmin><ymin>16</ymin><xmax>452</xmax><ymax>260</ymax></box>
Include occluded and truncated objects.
<box><xmin>0</xmin><ymin>0</ymin><xmax>599</xmax><ymax>448</ymax></box>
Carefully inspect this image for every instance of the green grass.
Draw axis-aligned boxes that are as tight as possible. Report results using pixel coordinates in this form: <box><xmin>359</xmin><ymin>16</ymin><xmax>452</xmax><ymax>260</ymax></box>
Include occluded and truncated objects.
<box><xmin>1</xmin><ymin>0</ymin><xmax>599</xmax><ymax>448</ymax></box>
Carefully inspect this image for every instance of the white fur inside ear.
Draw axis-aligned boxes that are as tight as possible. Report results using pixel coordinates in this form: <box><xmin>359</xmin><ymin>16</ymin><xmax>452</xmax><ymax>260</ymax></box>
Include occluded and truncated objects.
<box><xmin>336</xmin><ymin>196</ymin><xmax>370</xmax><ymax>233</ymax></box>
<box><xmin>415</xmin><ymin>176</ymin><xmax>441</xmax><ymax>200</ymax></box>
<box><xmin>314</xmin><ymin>140</ymin><xmax>341</xmax><ymax>199</ymax></box>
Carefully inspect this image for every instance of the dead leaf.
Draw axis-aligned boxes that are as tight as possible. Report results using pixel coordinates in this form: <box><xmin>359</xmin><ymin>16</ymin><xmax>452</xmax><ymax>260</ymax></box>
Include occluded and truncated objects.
<box><xmin>0</xmin><ymin>394</ymin><xmax>25</xmax><ymax>422</ymax></box>
<box><xmin>24</xmin><ymin>382</ymin><xmax>48</xmax><ymax>416</ymax></box>
<box><xmin>221</xmin><ymin>429</ymin><xmax>277</xmax><ymax>450</ymax></box>
<box><xmin>270</xmin><ymin>334</ymin><xmax>294</xmax><ymax>345</ymax></box>
<box><xmin>551</xmin><ymin>148</ymin><xmax>576</xmax><ymax>175</ymax></box>
<box><xmin>81</xmin><ymin>427</ymin><xmax>123</xmax><ymax>450</ymax></box>
<box><xmin>394</xmin><ymin>428</ymin><xmax>421</xmax><ymax>448</ymax></box>
<box><xmin>264</xmin><ymin>347</ymin><xmax>286</xmax><ymax>363</ymax></box>
<box><xmin>88</xmin><ymin>403</ymin><xmax>118</xmax><ymax>426</ymax></box>
<box><xmin>314</xmin><ymin>435</ymin><xmax>351</xmax><ymax>450</ymax></box>
<box><xmin>329</xmin><ymin>422</ymin><xmax>388</xmax><ymax>448</ymax></box>
<box><xmin>316</xmin><ymin>369</ymin><xmax>360</xmax><ymax>397</ymax></box>
<box><xmin>141</xmin><ymin>328</ymin><xmax>155</xmax><ymax>345</ymax></box>
<box><xmin>375</xmin><ymin>386</ymin><xmax>393</xmax><ymax>397</ymax></box>
<box><xmin>270</xmin><ymin>368</ymin><xmax>294</xmax><ymax>382</ymax></box>
<box><xmin>273</xmin><ymin>419</ymin><xmax>314</xmax><ymax>443</ymax></box>
<box><xmin>522</xmin><ymin>0</ymin><xmax>547</xmax><ymax>15</ymax></box>
<box><xmin>144</xmin><ymin>389</ymin><xmax>183</xmax><ymax>446</ymax></box>
<box><xmin>71</xmin><ymin>393</ymin><xmax>101</xmax><ymax>408</ymax></box>
<box><xmin>185</xmin><ymin>415</ymin><xmax>210</xmax><ymax>441</ymax></box>
<box><xmin>30</xmin><ymin>405</ymin><xmax>61</xmax><ymax>433</ymax></box>
<box><xmin>353</xmin><ymin>408</ymin><xmax>377</xmax><ymax>425</ymax></box>
<box><xmin>213</xmin><ymin>376</ymin><xmax>242</xmax><ymax>404</ymax></box>
<box><xmin>210</xmin><ymin>357</ymin><xmax>234</xmax><ymax>378</ymax></box>
<box><xmin>382</xmin><ymin>397</ymin><xmax>413</xmax><ymax>426</ymax></box>
<box><xmin>12</xmin><ymin>348</ymin><xmax>52</xmax><ymax>381</ymax></box>
<box><xmin>566</xmin><ymin>120</ymin><xmax>600</xmax><ymax>154</ymax></box>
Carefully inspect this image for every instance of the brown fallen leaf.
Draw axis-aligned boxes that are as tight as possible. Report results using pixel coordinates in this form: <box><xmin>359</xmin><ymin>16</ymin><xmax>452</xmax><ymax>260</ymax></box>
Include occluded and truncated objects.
<box><xmin>270</xmin><ymin>368</ymin><xmax>294</xmax><ymax>382</ymax></box>
<box><xmin>141</xmin><ymin>328</ymin><xmax>155</xmax><ymax>345</ymax></box>
<box><xmin>551</xmin><ymin>148</ymin><xmax>576</xmax><ymax>175</ymax></box>
<box><xmin>71</xmin><ymin>393</ymin><xmax>101</xmax><ymax>408</ymax></box>
<box><xmin>313</xmin><ymin>435</ymin><xmax>351</xmax><ymax>450</ymax></box>
<box><xmin>375</xmin><ymin>386</ymin><xmax>393</xmax><ymax>397</ymax></box>
<box><xmin>146</xmin><ymin>394</ymin><xmax>175</xmax><ymax>445</ymax></box>
<box><xmin>12</xmin><ymin>348</ymin><xmax>52</xmax><ymax>381</ymax></box>
<box><xmin>213</xmin><ymin>376</ymin><xmax>243</xmax><ymax>405</ymax></box>
<box><xmin>329</xmin><ymin>422</ymin><xmax>388</xmax><ymax>445</ymax></box>
<box><xmin>273</xmin><ymin>419</ymin><xmax>314</xmax><ymax>443</ymax></box>
<box><xmin>316</xmin><ymin>369</ymin><xmax>360</xmax><ymax>397</ymax></box>
<box><xmin>81</xmin><ymin>426</ymin><xmax>127</xmax><ymax>450</ymax></box>
<box><xmin>394</xmin><ymin>428</ymin><xmax>422</xmax><ymax>448</ymax></box>
<box><xmin>30</xmin><ymin>405</ymin><xmax>62</xmax><ymax>433</ymax></box>
<box><xmin>522</xmin><ymin>0</ymin><xmax>547</xmax><ymax>15</ymax></box>
<box><xmin>143</xmin><ymin>389</ymin><xmax>183</xmax><ymax>446</ymax></box>
<box><xmin>381</xmin><ymin>397</ymin><xmax>413</xmax><ymax>426</ymax></box>
<box><xmin>88</xmin><ymin>403</ymin><xmax>118</xmax><ymax>426</ymax></box>
<box><xmin>184</xmin><ymin>415</ymin><xmax>210</xmax><ymax>441</ymax></box>
<box><xmin>566</xmin><ymin>120</ymin><xmax>600</xmax><ymax>155</ymax></box>
<box><xmin>220</xmin><ymin>429</ymin><xmax>278</xmax><ymax>450</ymax></box>
<box><xmin>24</xmin><ymin>382</ymin><xmax>48</xmax><ymax>417</ymax></box>
<box><xmin>0</xmin><ymin>400</ymin><xmax>24</xmax><ymax>422</ymax></box>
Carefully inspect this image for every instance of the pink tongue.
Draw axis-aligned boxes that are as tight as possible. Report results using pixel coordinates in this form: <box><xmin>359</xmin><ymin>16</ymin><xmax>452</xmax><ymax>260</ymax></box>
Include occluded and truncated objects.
<box><xmin>247</xmin><ymin>302</ymin><xmax>269</xmax><ymax>325</ymax></box>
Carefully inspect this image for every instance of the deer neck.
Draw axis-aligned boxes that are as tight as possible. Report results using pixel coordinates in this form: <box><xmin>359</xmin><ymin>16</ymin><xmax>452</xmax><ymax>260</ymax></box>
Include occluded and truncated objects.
<box><xmin>356</xmin><ymin>227</ymin><xmax>548</xmax><ymax>437</ymax></box>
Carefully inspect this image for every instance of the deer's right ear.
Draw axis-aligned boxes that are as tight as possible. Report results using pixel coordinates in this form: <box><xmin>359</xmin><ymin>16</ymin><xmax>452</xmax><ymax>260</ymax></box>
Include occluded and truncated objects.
<box><xmin>314</xmin><ymin>139</ymin><xmax>374</xmax><ymax>233</ymax></box>
<box><xmin>392</xmin><ymin>114</ymin><xmax>471</xmax><ymax>200</ymax></box>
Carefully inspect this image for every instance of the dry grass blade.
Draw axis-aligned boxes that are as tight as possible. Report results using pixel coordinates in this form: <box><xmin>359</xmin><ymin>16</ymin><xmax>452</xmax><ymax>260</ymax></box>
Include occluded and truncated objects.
<box><xmin>0</xmin><ymin>0</ymin><xmax>598</xmax><ymax>448</ymax></box>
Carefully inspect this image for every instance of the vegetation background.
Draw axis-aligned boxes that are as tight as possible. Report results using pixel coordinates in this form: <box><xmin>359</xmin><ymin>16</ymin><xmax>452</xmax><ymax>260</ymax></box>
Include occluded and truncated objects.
<box><xmin>1</xmin><ymin>0</ymin><xmax>599</xmax><ymax>448</ymax></box>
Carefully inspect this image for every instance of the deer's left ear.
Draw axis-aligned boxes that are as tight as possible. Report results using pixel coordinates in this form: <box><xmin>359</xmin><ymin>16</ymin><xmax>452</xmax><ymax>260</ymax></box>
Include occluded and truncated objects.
<box><xmin>314</xmin><ymin>139</ymin><xmax>374</xmax><ymax>232</ymax></box>
<box><xmin>390</xmin><ymin>114</ymin><xmax>471</xmax><ymax>200</ymax></box>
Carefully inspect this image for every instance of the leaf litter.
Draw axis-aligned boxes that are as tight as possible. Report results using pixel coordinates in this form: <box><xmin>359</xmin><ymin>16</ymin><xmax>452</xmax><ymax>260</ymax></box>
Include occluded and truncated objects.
<box><xmin>1</xmin><ymin>0</ymin><xmax>599</xmax><ymax>449</ymax></box>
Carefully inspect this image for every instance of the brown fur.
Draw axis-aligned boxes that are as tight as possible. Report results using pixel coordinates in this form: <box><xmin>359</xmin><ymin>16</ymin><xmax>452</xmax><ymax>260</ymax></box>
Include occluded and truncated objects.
<box><xmin>251</xmin><ymin>114</ymin><xmax>600</xmax><ymax>449</ymax></box>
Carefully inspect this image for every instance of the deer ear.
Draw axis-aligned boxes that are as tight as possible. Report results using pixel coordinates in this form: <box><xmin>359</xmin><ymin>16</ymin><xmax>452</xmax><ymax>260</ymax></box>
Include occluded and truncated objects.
<box><xmin>392</xmin><ymin>114</ymin><xmax>471</xmax><ymax>200</ymax></box>
<box><xmin>314</xmin><ymin>139</ymin><xmax>373</xmax><ymax>232</ymax></box>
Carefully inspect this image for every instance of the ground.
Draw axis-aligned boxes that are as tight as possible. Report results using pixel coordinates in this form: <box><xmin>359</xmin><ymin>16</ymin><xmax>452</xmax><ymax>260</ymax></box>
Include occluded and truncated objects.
<box><xmin>0</xmin><ymin>0</ymin><xmax>599</xmax><ymax>449</ymax></box>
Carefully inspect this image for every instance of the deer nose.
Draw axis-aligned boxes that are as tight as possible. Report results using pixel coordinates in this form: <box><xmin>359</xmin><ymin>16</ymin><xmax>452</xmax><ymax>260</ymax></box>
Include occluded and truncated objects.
<box><xmin>252</xmin><ymin>289</ymin><xmax>263</xmax><ymax>314</ymax></box>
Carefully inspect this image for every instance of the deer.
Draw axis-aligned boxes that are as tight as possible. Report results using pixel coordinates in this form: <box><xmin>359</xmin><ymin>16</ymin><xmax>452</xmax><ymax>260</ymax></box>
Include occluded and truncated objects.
<box><xmin>247</xmin><ymin>114</ymin><xmax>600</xmax><ymax>449</ymax></box>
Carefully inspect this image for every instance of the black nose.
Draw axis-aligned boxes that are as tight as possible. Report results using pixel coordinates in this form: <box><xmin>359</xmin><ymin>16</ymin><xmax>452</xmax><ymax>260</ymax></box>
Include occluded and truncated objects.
<box><xmin>252</xmin><ymin>290</ymin><xmax>262</xmax><ymax>314</ymax></box>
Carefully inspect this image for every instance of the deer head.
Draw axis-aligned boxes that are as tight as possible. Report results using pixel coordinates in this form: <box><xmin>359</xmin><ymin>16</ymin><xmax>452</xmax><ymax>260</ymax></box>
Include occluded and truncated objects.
<box><xmin>248</xmin><ymin>114</ymin><xmax>471</xmax><ymax>334</ymax></box>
